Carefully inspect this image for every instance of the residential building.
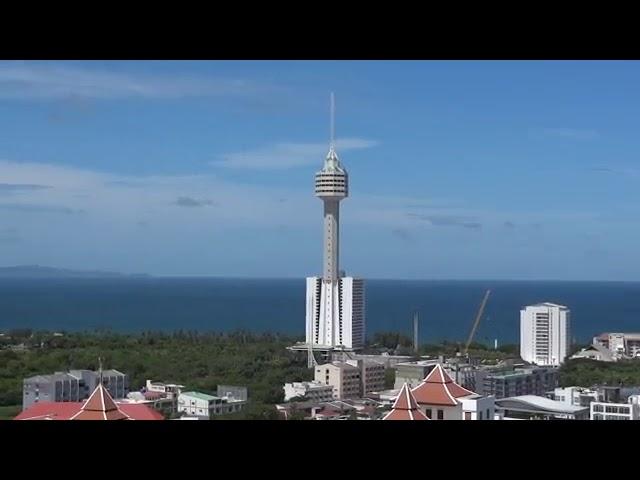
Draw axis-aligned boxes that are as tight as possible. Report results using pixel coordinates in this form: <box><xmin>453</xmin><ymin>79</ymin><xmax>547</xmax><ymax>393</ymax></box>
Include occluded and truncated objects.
<box><xmin>283</xmin><ymin>381</ymin><xmax>334</xmax><ymax>402</ymax></box>
<box><xmin>145</xmin><ymin>380</ymin><xmax>184</xmax><ymax>399</ymax></box>
<box><xmin>23</xmin><ymin>373</ymin><xmax>79</xmax><ymax>409</ymax></box>
<box><xmin>593</xmin><ymin>333</ymin><xmax>640</xmax><ymax>359</ymax></box>
<box><xmin>177</xmin><ymin>391</ymin><xmax>246</xmax><ymax>419</ymax></box>
<box><xmin>382</xmin><ymin>383</ymin><xmax>429</xmax><ymax>421</ymax></box>
<box><xmin>552</xmin><ymin>386</ymin><xmax>598</xmax><ymax>408</ymax></box>
<box><xmin>138</xmin><ymin>380</ymin><xmax>187</xmax><ymax>416</ymax></box>
<box><xmin>495</xmin><ymin>395</ymin><xmax>589</xmax><ymax>420</ymax></box>
<box><xmin>411</xmin><ymin>364</ymin><xmax>495</xmax><ymax>420</ymax></box>
<box><xmin>591</xmin><ymin>395</ymin><xmax>640</xmax><ymax>420</ymax></box>
<box><xmin>350</xmin><ymin>359</ymin><xmax>385</xmax><ymax>395</ymax></box>
<box><xmin>520</xmin><ymin>302</ymin><xmax>570</xmax><ymax>366</ymax></box>
<box><xmin>482</xmin><ymin>366</ymin><xmax>558</xmax><ymax>399</ymax></box>
<box><xmin>314</xmin><ymin>362</ymin><xmax>361</xmax><ymax>399</ymax></box>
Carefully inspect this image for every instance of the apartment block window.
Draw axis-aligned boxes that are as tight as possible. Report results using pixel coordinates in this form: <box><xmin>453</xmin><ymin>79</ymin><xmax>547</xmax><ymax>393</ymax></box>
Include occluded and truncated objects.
<box><xmin>437</xmin><ymin>410</ymin><xmax>444</xmax><ymax>420</ymax></box>
<box><xmin>479</xmin><ymin>411</ymin><xmax>483</xmax><ymax>420</ymax></box>
<box><xmin>426</xmin><ymin>409</ymin><xmax>432</xmax><ymax>418</ymax></box>
<box><xmin>464</xmin><ymin>412</ymin><xmax>471</xmax><ymax>420</ymax></box>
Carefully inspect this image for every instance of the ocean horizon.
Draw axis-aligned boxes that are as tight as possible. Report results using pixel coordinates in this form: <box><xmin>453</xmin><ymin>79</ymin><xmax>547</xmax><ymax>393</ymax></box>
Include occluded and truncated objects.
<box><xmin>1</xmin><ymin>277</ymin><xmax>639</xmax><ymax>344</ymax></box>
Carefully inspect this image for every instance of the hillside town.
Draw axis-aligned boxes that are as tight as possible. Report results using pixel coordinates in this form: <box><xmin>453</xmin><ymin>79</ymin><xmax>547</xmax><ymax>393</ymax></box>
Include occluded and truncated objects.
<box><xmin>7</xmin><ymin>302</ymin><xmax>640</xmax><ymax>421</ymax></box>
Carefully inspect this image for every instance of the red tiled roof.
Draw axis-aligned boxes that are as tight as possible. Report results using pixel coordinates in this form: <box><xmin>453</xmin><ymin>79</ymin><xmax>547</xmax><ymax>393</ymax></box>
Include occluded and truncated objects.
<box><xmin>14</xmin><ymin>402</ymin><xmax>80</xmax><ymax>420</ymax></box>
<box><xmin>382</xmin><ymin>383</ymin><xmax>429</xmax><ymax>421</ymax></box>
<box><xmin>410</xmin><ymin>364</ymin><xmax>475</xmax><ymax>407</ymax></box>
<box><xmin>15</xmin><ymin>401</ymin><xmax>164</xmax><ymax>420</ymax></box>
<box><xmin>70</xmin><ymin>383</ymin><xmax>129</xmax><ymax>420</ymax></box>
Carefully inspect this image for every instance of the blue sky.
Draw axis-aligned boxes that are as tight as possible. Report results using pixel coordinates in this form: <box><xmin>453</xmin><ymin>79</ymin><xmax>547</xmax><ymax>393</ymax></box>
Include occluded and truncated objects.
<box><xmin>1</xmin><ymin>60</ymin><xmax>640</xmax><ymax>280</ymax></box>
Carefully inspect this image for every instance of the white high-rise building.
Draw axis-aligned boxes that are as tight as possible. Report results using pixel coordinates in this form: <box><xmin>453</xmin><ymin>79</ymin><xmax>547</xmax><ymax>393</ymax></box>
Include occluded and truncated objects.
<box><xmin>520</xmin><ymin>303</ymin><xmax>570</xmax><ymax>366</ymax></box>
<box><xmin>305</xmin><ymin>94</ymin><xmax>365</xmax><ymax>351</ymax></box>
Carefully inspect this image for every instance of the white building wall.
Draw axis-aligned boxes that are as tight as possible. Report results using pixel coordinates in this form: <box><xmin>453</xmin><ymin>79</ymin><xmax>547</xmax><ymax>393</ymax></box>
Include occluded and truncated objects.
<box><xmin>177</xmin><ymin>394</ymin><xmax>211</xmax><ymax>419</ymax></box>
<box><xmin>590</xmin><ymin>399</ymin><xmax>640</xmax><ymax>420</ymax></box>
<box><xmin>283</xmin><ymin>382</ymin><xmax>334</xmax><ymax>402</ymax></box>
<box><xmin>314</xmin><ymin>363</ymin><xmax>361</xmax><ymax>399</ymax></box>
<box><xmin>460</xmin><ymin>396</ymin><xmax>496</xmax><ymax>420</ymax></box>
<box><xmin>520</xmin><ymin>303</ymin><xmax>570</xmax><ymax>366</ymax></box>
<box><xmin>305</xmin><ymin>276</ymin><xmax>365</xmax><ymax>350</ymax></box>
<box><xmin>417</xmin><ymin>404</ymin><xmax>461</xmax><ymax>420</ymax></box>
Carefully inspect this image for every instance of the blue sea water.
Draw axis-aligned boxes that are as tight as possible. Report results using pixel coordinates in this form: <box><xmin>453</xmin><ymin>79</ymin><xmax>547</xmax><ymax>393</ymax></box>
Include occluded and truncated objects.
<box><xmin>0</xmin><ymin>278</ymin><xmax>639</xmax><ymax>343</ymax></box>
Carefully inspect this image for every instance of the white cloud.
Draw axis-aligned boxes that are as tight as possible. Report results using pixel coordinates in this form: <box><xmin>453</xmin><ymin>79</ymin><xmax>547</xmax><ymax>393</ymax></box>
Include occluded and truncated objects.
<box><xmin>213</xmin><ymin>138</ymin><xmax>379</xmax><ymax>170</ymax></box>
<box><xmin>0</xmin><ymin>62</ymin><xmax>272</xmax><ymax>100</ymax></box>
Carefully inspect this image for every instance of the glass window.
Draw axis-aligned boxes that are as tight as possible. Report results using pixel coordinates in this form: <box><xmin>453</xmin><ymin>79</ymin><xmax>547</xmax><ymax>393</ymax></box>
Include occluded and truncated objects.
<box><xmin>437</xmin><ymin>410</ymin><xmax>444</xmax><ymax>420</ymax></box>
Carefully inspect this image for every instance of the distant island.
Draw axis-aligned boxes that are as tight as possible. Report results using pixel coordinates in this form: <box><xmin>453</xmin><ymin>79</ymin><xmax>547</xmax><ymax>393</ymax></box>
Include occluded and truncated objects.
<box><xmin>0</xmin><ymin>265</ymin><xmax>150</xmax><ymax>278</ymax></box>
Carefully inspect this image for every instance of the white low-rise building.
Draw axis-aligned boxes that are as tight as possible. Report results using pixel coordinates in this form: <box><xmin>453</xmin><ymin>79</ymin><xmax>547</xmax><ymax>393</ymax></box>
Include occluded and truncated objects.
<box><xmin>590</xmin><ymin>395</ymin><xmax>640</xmax><ymax>420</ymax></box>
<box><xmin>553</xmin><ymin>386</ymin><xmax>598</xmax><ymax>408</ymax></box>
<box><xmin>145</xmin><ymin>380</ymin><xmax>184</xmax><ymax>399</ymax></box>
<box><xmin>178</xmin><ymin>391</ymin><xmax>246</xmax><ymax>419</ymax></box>
<box><xmin>284</xmin><ymin>382</ymin><xmax>334</xmax><ymax>402</ymax></box>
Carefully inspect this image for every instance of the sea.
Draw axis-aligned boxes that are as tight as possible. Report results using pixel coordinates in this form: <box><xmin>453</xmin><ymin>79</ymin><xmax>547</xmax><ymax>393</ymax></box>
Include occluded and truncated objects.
<box><xmin>0</xmin><ymin>278</ymin><xmax>639</xmax><ymax>344</ymax></box>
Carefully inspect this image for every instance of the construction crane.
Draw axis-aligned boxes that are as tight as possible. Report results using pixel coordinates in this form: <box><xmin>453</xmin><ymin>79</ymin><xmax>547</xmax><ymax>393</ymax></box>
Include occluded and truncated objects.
<box><xmin>464</xmin><ymin>289</ymin><xmax>491</xmax><ymax>355</ymax></box>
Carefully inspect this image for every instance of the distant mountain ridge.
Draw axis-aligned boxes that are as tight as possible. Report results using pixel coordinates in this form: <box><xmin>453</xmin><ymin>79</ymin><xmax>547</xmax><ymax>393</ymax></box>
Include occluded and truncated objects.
<box><xmin>0</xmin><ymin>265</ymin><xmax>150</xmax><ymax>278</ymax></box>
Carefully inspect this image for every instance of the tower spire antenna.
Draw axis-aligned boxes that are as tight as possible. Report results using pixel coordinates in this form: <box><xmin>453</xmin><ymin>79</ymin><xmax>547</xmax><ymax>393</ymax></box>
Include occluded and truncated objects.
<box><xmin>330</xmin><ymin>91</ymin><xmax>335</xmax><ymax>151</ymax></box>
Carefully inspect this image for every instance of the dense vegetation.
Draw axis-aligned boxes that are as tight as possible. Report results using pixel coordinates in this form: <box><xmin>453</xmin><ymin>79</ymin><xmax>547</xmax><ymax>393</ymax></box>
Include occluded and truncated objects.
<box><xmin>559</xmin><ymin>358</ymin><xmax>640</xmax><ymax>388</ymax></box>
<box><xmin>0</xmin><ymin>330</ymin><xmax>311</xmax><ymax>419</ymax></box>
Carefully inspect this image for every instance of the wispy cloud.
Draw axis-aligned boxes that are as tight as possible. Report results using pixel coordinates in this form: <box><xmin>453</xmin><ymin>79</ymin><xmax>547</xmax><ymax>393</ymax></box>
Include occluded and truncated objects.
<box><xmin>0</xmin><ymin>203</ymin><xmax>82</xmax><ymax>214</ymax></box>
<box><xmin>0</xmin><ymin>183</ymin><xmax>51</xmax><ymax>192</ymax></box>
<box><xmin>536</xmin><ymin>127</ymin><xmax>599</xmax><ymax>140</ymax></box>
<box><xmin>173</xmin><ymin>196</ymin><xmax>216</xmax><ymax>207</ymax></box>
<box><xmin>0</xmin><ymin>62</ymin><xmax>273</xmax><ymax>100</ymax></box>
<box><xmin>504</xmin><ymin>220</ymin><xmax>516</xmax><ymax>229</ymax></box>
<box><xmin>407</xmin><ymin>213</ymin><xmax>482</xmax><ymax>230</ymax></box>
<box><xmin>213</xmin><ymin>138</ymin><xmax>378</xmax><ymax>170</ymax></box>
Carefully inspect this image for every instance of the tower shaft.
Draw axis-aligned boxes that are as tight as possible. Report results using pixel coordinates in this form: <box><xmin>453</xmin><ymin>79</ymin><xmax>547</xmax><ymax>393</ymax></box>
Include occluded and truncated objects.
<box><xmin>323</xmin><ymin>199</ymin><xmax>340</xmax><ymax>281</ymax></box>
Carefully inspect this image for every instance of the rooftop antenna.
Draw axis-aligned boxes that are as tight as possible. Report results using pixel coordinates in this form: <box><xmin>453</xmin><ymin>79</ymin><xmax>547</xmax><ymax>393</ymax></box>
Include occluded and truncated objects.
<box><xmin>330</xmin><ymin>92</ymin><xmax>335</xmax><ymax>151</ymax></box>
